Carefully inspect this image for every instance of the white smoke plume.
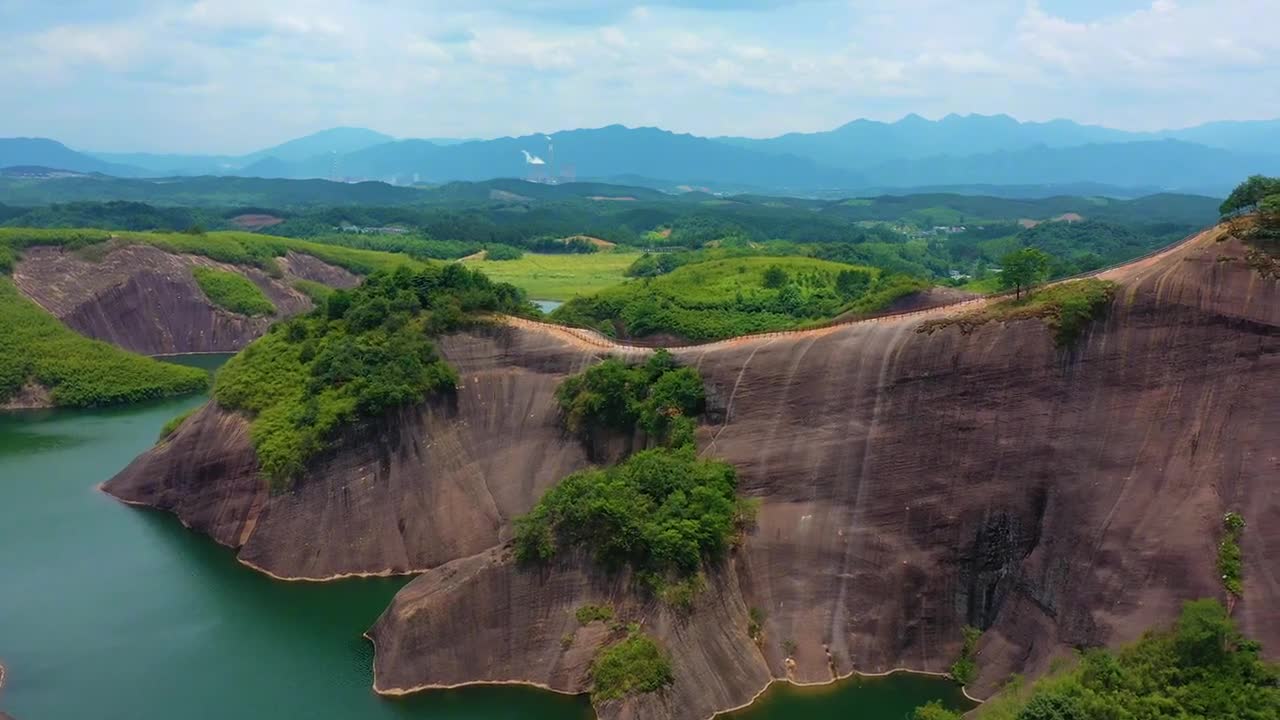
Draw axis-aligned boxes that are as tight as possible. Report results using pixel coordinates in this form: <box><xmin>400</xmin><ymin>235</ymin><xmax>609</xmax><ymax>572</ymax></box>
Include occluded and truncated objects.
<box><xmin>521</xmin><ymin>149</ymin><xmax>546</xmax><ymax>165</ymax></box>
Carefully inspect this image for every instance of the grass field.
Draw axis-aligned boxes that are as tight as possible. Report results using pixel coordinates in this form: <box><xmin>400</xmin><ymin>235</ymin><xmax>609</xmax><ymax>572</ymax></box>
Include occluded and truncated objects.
<box><xmin>552</xmin><ymin>255</ymin><xmax>928</xmax><ymax>342</ymax></box>
<box><xmin>463</xmin><ymin>251</ymin><xmax>638</xmax><ymax>301</ymax></box>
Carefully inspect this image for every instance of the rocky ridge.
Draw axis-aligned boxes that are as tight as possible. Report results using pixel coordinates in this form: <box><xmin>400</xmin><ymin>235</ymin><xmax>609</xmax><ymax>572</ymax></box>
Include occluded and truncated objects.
<box><xmin>104</xmin><ymin>225</ymin><xmax>1279</xmax><ymax>719</ymax></box>
<box><xmin>12</xmin><ymin>245</ymin><xmax>357</xmax><ymax>356</ymax></box>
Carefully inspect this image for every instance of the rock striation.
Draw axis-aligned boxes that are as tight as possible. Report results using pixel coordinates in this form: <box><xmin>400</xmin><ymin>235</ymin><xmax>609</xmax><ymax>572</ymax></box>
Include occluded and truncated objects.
<box><xmin>105</xmin><ymin>226</ymin><xmax>1279</xmax><ymax>719</ymax></box>
<box><xmin>12</xmin><ymin>245</ymin><xmax>357</xmax><ymax>355</ymax></box>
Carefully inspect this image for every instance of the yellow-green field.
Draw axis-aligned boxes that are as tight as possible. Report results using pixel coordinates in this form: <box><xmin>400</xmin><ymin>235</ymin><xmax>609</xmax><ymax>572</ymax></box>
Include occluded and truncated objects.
<box><xmin>463</xmin><ymin>251</ymin><xmax>638</xmax><ymax>301</ymax></box>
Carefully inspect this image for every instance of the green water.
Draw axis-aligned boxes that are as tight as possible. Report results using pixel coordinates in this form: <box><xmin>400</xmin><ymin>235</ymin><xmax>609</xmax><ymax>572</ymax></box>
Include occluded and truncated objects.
<box><xmin>0</xmin><ymin>355</ymin><xmax>971</xmax><ymax>720</ymax></box>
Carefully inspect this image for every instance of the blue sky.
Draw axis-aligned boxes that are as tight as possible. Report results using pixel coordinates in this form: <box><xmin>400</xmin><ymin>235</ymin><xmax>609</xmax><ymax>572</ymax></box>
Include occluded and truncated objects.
<box><xmin>1</xmin><ymin>0</ymin><xmax>1275</xmax><ymax>153</ymax></box>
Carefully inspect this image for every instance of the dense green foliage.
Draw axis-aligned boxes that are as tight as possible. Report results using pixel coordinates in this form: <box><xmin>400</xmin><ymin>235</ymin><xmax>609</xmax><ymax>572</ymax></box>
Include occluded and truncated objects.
<box><xmin>1220</xmin><ymin>176</ymin><xmax>1280</xmax><ymax>217</ymax></box>
<box><xmin>191</xmin><ymin>267</ymin><xmax>276</xmax><ymax>316</ymax></box>
<box><xmin>0</xmin><ymin>228</ymin><xmax>422</xmax><ymax>278</ymax></box>
<box><xmin>555</xmin><ymin>350</ymin><xmax>705</xmax><ymax>447</ymax></box>
<box><xmin>590</xmin><ymin>632</ymin><xmax>673</xmax><ymax>702</ymax></box>
<box><xmin>482</xmin><ymin>243</ymin><xmax>524</xmax><ymax>261</ymax></box>
<box><xmin>0</xmin><ymin>182</ymin><xmax>1215</xmax><ymax>289</ymax></box>
<box><xmin>1218</xmin><ymin>512</ymin><xmax>1246</xmax><ymax>598</ymax></box>
<box><xmin>951</xmin><ymin>626</ymin><xmax>982</xmax><ymax>685</ymax></box>
<box><xmin>513</xmin><ymin>446</ymin><xmax>739</xmax><ymax>577</ymax></box>
<box><xmin>969</xmin><ymin>600</ymin><xmax>1279</xmax><ymax>720</ymax></box>
<box><xmin>920</xmin><ymin>279</ymin><xmax>1116</xmax><ymax>347</ymax></box>
<box><xmin>999</xmin><ymin>248</ymin><xmax>1051</xmax><ymax>299</ymax></box>
<box><xmin>213</xmin><ymin>264</ymin><xmax>528</xmax><ymax>482</ymax></box>
<box><xmin>0</xmin><ymin>277</ymin><xmax>208</xmax><ymax>406</ymax></box>
<box><xmin>553</xmin><ymin>256</ymin><xmax>926</xmax><ymax>342</ymax></box>
<box><xmin>913</xmin><ymin>700</ymin><xmax>962</xmax><ymax>720</ymax></box>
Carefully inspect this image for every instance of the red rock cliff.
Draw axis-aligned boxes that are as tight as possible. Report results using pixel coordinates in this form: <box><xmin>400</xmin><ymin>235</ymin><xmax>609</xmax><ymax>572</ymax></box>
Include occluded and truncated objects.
<box><xmin>13</xmin><ymin>245</ymin><xmax>357</xmax><ymax>355</ymax></box>
<box><xmin>105</xmin><ymin>226</ymin><xmax>1279</xmax><ymax>719</ymax></box>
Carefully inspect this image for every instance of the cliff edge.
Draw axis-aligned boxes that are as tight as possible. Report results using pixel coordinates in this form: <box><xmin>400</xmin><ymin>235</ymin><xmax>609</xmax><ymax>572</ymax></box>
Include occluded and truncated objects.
<box><xmin>105</xmin><ymin>225</ymin><xmax>1279</xmax><ymax>718</ymax></box>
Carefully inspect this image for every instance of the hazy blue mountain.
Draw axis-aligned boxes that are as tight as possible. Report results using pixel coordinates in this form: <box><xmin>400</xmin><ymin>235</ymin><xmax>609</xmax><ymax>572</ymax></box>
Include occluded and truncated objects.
<box><xmin>88</xmin><ymin>151</ymin><xmax>237</xmax><ymax>175</ymax></box>
<box><xmin>241</xmin><ymin>127</ymin><xmax>395</xmax><ymax>164</ymax></box>
<box><xmin>719</xmin><ymin>113</ymin><xmax>1135</xmax><ymax>170</ymax></box>
<box><xmin>0</xmin><ymin>174</ymin><xmax>425</xmax><ymax>207</ymax></box>
<box><xmin>860</xmin><ymin>140</ymin><xmax>1280</xmax><ymax>196</ymax></box>
<box><xmin>719</xmin><ymin>114</ymin><xmax>1280</xmax><ymax>172</ymax></box>
<box><xmin>1</xmin><ymin>138</ymin><xmax>144</xmax><ymax>176</ymax></box>
<box><xmin>259</xmin><ymin>125</ymin><xmax>862</xmax><ymax>191</ymax></box>
<box><xmin>89</xmin><ymin>127</ymin><xmax>395</xmax><ymax>176</ymax></box>
<box><xmin>14</xmin><ymin>115</ymin><xmax>1280</xmax><ymax>196</ymax></box>
<box><xmin>1160</xmin><ymin>119</ymin><xmax>1280</xmax><ymax>152</ymax></box>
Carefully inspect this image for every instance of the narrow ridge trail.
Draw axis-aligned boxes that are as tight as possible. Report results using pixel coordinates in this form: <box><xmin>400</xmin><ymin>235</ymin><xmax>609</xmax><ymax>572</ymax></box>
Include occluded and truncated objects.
<box><xmin>499</xmin><ymin>225</ymin><xmax>1220</xmax><ymax>354</ymax></box>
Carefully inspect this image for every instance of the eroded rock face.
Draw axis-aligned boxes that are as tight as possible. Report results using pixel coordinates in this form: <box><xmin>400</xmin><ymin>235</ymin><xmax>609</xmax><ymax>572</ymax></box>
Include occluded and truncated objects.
<box><xmin>12</xmin><ymin>245</ymin><xmax>355</xmax><ymax>355</ymax></box>
<box><xmin>105</xmin><ymin>227</ymin><xmax>1279</xmax><ymax>719</ymax></box>
<box><xmin>104</xmin><ymin>326</ymin><xmax>635</xmax><ymax>580</ymax></box>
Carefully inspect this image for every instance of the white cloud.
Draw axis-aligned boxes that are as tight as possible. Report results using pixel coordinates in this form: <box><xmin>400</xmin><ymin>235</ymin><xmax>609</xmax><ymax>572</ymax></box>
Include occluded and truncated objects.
<box><xmin>0</xmin><ymin>0</ymin><xmax>1275</xmax><ymax>151</ymax></box>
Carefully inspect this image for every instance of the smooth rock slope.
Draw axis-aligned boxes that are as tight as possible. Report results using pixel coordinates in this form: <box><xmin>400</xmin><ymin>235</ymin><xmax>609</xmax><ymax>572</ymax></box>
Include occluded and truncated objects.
<box><xmin>105</xmin><ymin>225</ymin><xmax>1279</xmax><ymax>719</ymax></box>
<box><xmin>13</xmin><ymin>245</ymin><xmax>356</xmax><ymax>355</ymax></box>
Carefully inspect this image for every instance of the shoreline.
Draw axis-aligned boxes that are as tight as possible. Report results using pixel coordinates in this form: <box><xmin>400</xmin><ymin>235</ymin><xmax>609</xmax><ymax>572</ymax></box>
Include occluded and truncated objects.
<box><xmin>151</xmin><ymin>351</ymin><xmax>238</xmax><ymax>358</ymax></box>
<box><xmin>364</xmin><ymin>624</ymin><xmax>983</xmax><ymax>719</ymax></box>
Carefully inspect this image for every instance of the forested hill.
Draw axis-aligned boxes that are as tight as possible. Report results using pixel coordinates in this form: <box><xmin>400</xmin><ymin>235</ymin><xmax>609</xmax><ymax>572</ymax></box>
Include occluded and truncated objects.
<box><xmin>0</xmin><ymin>183</ymin><xmax>1219</xmax><ymax>284</ymax></box>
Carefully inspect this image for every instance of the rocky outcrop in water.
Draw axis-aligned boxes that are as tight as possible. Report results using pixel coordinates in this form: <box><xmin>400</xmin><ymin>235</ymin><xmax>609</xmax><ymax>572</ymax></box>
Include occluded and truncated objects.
<box><xmin>13</xmin><ymin>246</ymin><xmax>357</xmax><ymax>355</ymax></box>
<box><xmin>105</xmin><ymin>226</ymin><xmax>1279</xmax><ymax>719</ymax></box>
<box><xmin>106</xmin><ymin>329</ymin><xmax>637</xmax><ymax>579</ymax></box>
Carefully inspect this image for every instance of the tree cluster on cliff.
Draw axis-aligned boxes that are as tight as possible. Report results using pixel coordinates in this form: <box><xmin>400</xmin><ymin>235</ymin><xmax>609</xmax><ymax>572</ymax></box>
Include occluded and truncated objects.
<box><xmin>516</xmin><ymin>350</ymin><xmax>756</xmax><ymax>589</ymax></box>
<box><xmin>556</xmin><ymin>349</ymin><xmax>704</xmax><ymax>447</ymax></box>
<box><xmin>214</xmin><ymin>263</ymin><xmax>528</xmax><ymax>481</ymax></box>
<box><xmin>923</xmin><ymin>600</ymin><xmax>1279</xmax><ymax>720</ymax></box>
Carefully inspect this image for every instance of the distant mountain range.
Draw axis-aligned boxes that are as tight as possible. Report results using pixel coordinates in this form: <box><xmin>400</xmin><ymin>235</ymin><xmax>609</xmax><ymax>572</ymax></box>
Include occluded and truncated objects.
<box><xmin>3</xmin><ymin>115</ymin><xmax>1279</xmax><ymax>197</ymax></box>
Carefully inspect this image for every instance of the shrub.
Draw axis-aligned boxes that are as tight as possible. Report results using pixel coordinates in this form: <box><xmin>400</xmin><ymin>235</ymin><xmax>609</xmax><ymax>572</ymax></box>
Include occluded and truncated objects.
<box><xmin>1218</xmin><ymin>512</ymin><xmax>1246</xmax><ymax>597</ymax></box>
<box><xmin>513</xmin><ymin>446</ymin><xmax>739</xmax><ymax>577</ymax></box>
<box><xmin>912</xmin><ymin>700</ymin><xmax>962</xmax><ymax>720</ymax></box>
<box><xmin>919</xmin><ymin>279</ymin><xmax>1115</xmax><ymax>348</ymax></box>
<box><xmin>950</xmin><ymin>625</ymin><xmax>981</xmax><ymax>685</ymax></box>
<box><xmin>576</xmin><ymin>605</ymin><xmax>614</xmax><ymax>625</ymax></box>
<box><xmin>951</xmin><ymin>600</ymin><xmax>1278</xmax><ymax>720</ymax></box>
<box><xmin>555</xmin><ymin>350</ymin><xmax>704</xmax><ymax>447</ymax></box>
<box><xmin>747</xmin><ymin>607</ymin><xmax>765</xmax><ymax>641</ymax></box>
<box><xmin>590</xmin><ymin>633</ymin><xmax>673</xmax><ymax>702</ymax></box>
<box><xmin>192</xmin><ymin>267</ymin><xmax>276</xmax><ymax>316</ymax></box>
<box><xmin>158</xmin><ymin>407</ymin><xmax>198</xmax><ymax>441</ymax></box>
<box><xmin>483</xmin><ymin>244</ymin><xmax>524</xmax><ymax>261</ymax></box>
<box><xmin>658</xmin><ymin>573</ymin><xmax>706</xmax><ymax>611</ymax></box>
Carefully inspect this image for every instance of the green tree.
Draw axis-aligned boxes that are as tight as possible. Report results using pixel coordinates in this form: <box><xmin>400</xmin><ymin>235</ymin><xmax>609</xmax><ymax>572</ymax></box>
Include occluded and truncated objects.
<box><xmin>912</xmin><ymin>700</ymin><xmax>962</xmax><ymax>720</ymax></box>
<box><xmin>1015</xmin><ymin>692</ymin><xmax>1090</xmax><ymax>720</ymax></box>
<box><xmin>1000</xmin><ymin>247</ymin><xmax>1052</xmax><ymax>300</ymax></box>
<box><xmin>762</xmin><ymin>264</ymin><xmax>788</xmax><ymax>289</ymax></box>
<box><xmin>1220</xmin><ymin>175</ymin><xmax>1280</xmax><ymax>217</ymax></box>
<box><xmin>835</xmin><ymin>268</ymin><xmax>872</xmax><ymax>300</ymax></box>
